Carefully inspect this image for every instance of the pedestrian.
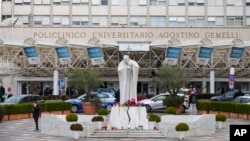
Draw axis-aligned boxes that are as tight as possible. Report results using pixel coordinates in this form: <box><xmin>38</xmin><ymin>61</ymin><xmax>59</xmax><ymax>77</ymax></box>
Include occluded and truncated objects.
<box><xmin>0</xmin><ymin>85</ymin><xmax>5</xmax><ymax>102</ymax></box>
<box><xmin>189</xmin><ymin>86</ymin><xmax>197</xmax><ymax>115</ymax></box>
<box><xmin>220</xmin><ymin>87</ymin><xmax>225</xmax><ymax>95</ymax></box>
<box><xmin>32</xmin><ymin>102</ymin><xmax>41</xmax><ymax>131</ymax></box>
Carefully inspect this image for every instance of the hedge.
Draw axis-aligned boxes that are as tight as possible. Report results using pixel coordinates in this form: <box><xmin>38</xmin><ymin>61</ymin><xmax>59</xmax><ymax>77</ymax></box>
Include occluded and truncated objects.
<box><xmin>196</xmin><ymin>94</ymin><xmax>219</xmax><ymax>100</ymax></box>
<box><xmin>2</xmin><ymin>102</ymin><xmax>71</xmax><ymax>115</ymax></box>
<box><xmin>197</xmin><ymin>101</ymin><xmax>250</xmax><ymax>115</ymax></box>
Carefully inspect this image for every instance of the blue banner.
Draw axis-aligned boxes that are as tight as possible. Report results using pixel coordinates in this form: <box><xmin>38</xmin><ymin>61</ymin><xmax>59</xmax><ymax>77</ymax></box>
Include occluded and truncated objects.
<box><xmin>87</xmin><ymin>46</ymin><xmax>103</xmax><ymax>58</ymax></box>
<box><xmin>166</xmin><ymin>47</ymin><xmax>182</xmax><ymax>59</ymax></box>
<box><xmin>198</xmin><ymin>47</ymin><xmax>213</xmax><ymax>58</ymax></box>
<box><xmin>230</xmin><ymin>47</ymin><xmax>244</xmax><ymax>58</ymax></box>
<box><xmin>23</xmin><ymin>46</ymin><xmax>38</xmax><ymax>58</ymax></box>
<box><xmin>55</xmin><ymin>46</ymin><xmax>70</xmax><ymax>58</ymax></box>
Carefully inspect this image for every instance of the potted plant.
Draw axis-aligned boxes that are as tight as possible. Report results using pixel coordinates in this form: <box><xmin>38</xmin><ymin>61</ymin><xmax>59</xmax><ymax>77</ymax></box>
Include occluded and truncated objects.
<box><xmin>70</xmin><ymin>123</ymin><xmax>83</xmax><ymax>140</ymax></box>
<box><xmin>153</xmin><ymin>66</ymin><xmax>190</xmax><ymax>114</ymax></box>
<box><xmin>175</xmin><ymin>122</ymin><xmax>189</xmax><ymax>140</ymax></box>
<box><xmin>215</xmin><ymin>114</ymin><xmax>226</xmax><ymax>129</ymax></box>
<box><xmin>67</xmin><ymin>68</ymin><xmax>104</xmax><ymax>114</ymax></box>
<box><xmin>148</xmin><ymin>113</ymin><xmax>161</xmax><ymax>130</ymax></box>
<box><xmin>92</xmin><ymin>115</ymin><xmax>104</xmax><ymax>130</ymax></box>
<box><xmin>165</xmin><ymin>107</ymin><xmax>177</xmax><ymax>115</ymax></box>
<box><xmin>66</xmin><ymin>113</ymin><xmax>78</xmax><ymax>122</ymax></box>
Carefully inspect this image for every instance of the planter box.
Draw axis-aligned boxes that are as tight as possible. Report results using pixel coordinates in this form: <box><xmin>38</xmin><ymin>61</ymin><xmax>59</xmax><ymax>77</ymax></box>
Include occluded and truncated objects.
<box><xmin>197</xmin><ymin>110</ymin><xmax>208</xmax><ymax>115</ymax></box>
<box><xmin>238</xmin><ymin>114</ymin><xmax>248</xmax><ymax>120</ymax></box>
<box><xmin>209</xmin><ymin>111</ymin><xmax>219</xmax><ymax>115</ymax></box>
<box><xmin>219</xmin><ymin>112</ymin><xmax>230</xmax><ymax>118</ymax></box>
<box><xmin>230</xmin><ymin>113</ymin><xmax>239</xmax><ymax>119</ymax></box>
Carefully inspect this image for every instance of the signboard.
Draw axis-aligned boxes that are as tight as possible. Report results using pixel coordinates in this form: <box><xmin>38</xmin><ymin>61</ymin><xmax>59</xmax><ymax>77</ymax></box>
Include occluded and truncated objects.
<box><xmin>229</xmin><ymin>81</ymin><xmax>234</xmax><ymax>89</ymax></box>
<box><xmin>23</xmin><ymin>46</ymin><xmax>40</xmax><ymax>64</ymax></box>
<box><xmin>87</xmin><ymin>46</ymin><xmax>105</xmax><ymax>65</ymax></box>
<box><xmin>229</xmin><ymin>47</ymin><xmax>244</xmax><ymax>65</ymax></box>
<box><xmin>196</xmin><ymin>47</ymin><xmax>213</xmax><ymax>65</ymax></box>
<box><xmin>163</xmin><ymin>47</ymin><xmax>182</xmax><ymax>65</ymax></box>
<box><xmin>55</xmin><ymin>46</ymin><xmax>71</xmax><ymax>64</ymax></box>
<box><xmin>119</xmin><ymin>42</ymin><xmax>150</xmax><ymax>51</ymax></box>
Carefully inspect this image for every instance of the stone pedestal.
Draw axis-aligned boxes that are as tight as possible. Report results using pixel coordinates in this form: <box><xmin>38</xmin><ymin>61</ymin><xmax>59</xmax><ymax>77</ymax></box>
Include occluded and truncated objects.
<box><xmin>108</xmin><ymin>106</ymin><xmax>149</xmax><ymax>130</ymax></box>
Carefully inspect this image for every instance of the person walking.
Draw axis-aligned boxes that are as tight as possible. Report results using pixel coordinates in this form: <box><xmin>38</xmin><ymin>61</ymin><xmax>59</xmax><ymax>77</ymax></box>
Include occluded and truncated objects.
<box><xmin>32</xmin><ymin>102</ymin><xmax>41</xmax><ymax>131</ymax></box>
<box><xmin>189</xmin><ymin>86</ymin><xmax>197</xmax><ymax>115</ymax></box>
<box><xmin>0</xmin><ymin>86</ymin><xmax>5</xmax><ymax>102</ymax></box>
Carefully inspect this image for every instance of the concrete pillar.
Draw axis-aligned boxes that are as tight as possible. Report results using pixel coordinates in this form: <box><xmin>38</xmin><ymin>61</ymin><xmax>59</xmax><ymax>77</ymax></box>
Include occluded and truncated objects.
<box><xmin>202</xmin><ymin>77</ymin><xmax>206</xmax><ymax>94</ymax></box>
<box><xmin>210</xmin><ymin>71</ymin><xmax>215</xmax><ymax>94</ymax></box>
<box><xmin>53</xmin><ymin>70</ymin><xmax>59</xmax><ymax>95</ymax></box>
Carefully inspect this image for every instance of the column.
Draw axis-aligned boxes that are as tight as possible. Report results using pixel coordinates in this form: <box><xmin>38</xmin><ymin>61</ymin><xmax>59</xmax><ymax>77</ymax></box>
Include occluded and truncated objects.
<box><xmin>210</xmin><ymin>71</ymin><xmax>215</xmax><ymax>94</ymax></box>
<box><xmin>53</xmin><ymin>70</ymin><xmax>59</xmax><ymax>95</ymax></box>
<box><xmin>202</xmin><ymin>77</ymin><xmax>206</xmax><ymax>94</ymax></box>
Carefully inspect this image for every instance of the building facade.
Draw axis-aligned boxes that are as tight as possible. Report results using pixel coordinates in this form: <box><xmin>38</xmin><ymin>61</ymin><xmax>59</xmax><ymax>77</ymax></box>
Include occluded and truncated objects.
<box><xmin>1</xmin><ymin>0</ymin><xmax>250</xmax><ymax>95</ymax></box>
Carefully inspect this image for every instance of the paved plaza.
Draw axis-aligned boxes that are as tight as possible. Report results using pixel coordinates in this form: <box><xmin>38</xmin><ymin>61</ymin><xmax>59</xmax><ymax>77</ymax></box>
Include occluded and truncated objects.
<box><xmin>0</xmin><ymin>114</ymin><xmax>249</xmax><ymax>141</ymax></box>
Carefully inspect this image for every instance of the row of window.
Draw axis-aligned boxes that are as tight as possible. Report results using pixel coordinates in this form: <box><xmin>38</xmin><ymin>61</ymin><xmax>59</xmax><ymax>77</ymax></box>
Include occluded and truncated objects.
<box><xmin>11</xmin><ymin>0</ymin><xmax>250</xmax><ymax>6</ymax></box>
<box><xmin>12</xmin><ymin>15</ymin><xmax>250</xmax><ymax>27</ymax></box>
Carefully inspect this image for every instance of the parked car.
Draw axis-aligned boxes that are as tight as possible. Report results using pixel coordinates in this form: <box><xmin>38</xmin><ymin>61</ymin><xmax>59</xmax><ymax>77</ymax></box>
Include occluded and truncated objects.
<box><xmin>233</xmin><ymin>96</ymin><xmax>250</xmax><ymax>104</ymax></box>
<box><xmin>137</xmin><ymin>93</ymin><xmax>189</xmax><ymax>113</ymax></box>
<box><xmin>90</xmin><ymin>88</ymin><xmax>115</xmax><ymax>97</ymax></box>
<box><xmin>65</xmin><ymin>93</ymin><xmax>117</xmax><ymax>113</ymax></box>
<box><xmin>0</xmin><ymin>94</ymin><xmax>43</xmax><ymax>105</ymax></box>
<box><xmin>210</xmin><ymin>89</ymin><xmax>247</xmax><ymax>101</ymax></box>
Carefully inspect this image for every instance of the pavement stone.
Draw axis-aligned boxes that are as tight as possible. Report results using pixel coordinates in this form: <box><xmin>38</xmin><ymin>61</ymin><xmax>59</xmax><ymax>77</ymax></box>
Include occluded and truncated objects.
<box><xmin>0</xmin><ymin>115</ymin><xmax>249</xmax><ymax>141</ymax></box>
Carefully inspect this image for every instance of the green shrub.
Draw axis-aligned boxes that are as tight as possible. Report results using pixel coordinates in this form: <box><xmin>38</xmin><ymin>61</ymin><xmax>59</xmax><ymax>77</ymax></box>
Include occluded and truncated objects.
<box><xmin>70</xmin><ymin>123</ymin><xmax>83</xmax><ymax>131</ymax></box>
<box><xmin>46</xmin><ymin>102</ymin><xmax>64</xmax><ymax>111</ymax></box>
<box><xmin>235</xmin><ymin>103</ymin><xmax>247</xmax><ymax>114</ymax></box>
<box><xmin>175</xmin><ymin>123</ymin><xmax>189</xmax><ymax>131</ymax></box>
<box><xmin>216</xmin><ymin>114</ymin><xmax>226</xmax><ymax>122</ymax></box>
<box><xmin>165</xmin><ymin>107</ymin><xmax>176</xmax><ymax>115</ymax></box>
<box><xmin>0</xmin><ymin>105</ymin><xmax>5</xmax><ymax>122</ymax></box>
<box><xmin>196</xmin><ymin>100</ymin><xmax>210</xmax><ymax>111</ymax></box>
<box><xmin>219</xmin><ymin>102</ymin><xmax>234</xmax><ymax>112</ymax></box>
<box><xmin>196</xmin><ymin>94</ymin><xmax>219</xmax><ymax>99</ymax></box>
<box><xmin>163</xmin><ymin>96</ymin><xmax>184</xmax><ymax>108</ymax></box>
<box><xmin>63</xmin><ymin>102</ymin><xmax>72</xmax><ymax>111</ymax></box>
<box><xmin>97</xmin><ymin>109</ymin><xmax>109</xmax><ymax>115</ymax></box>
<box><xmin>148</xmin><ymin>113</ymin><xmax>161</xmax><ymax>122</ymax></box>
<box><xmin>245</xmin><ymin>104</ymin><xmax>250</xmax><ymax>115</ymax></box>
<box><xmin>66</xmin><ymin>113</ymin><xmax>78</xmax><ymax>122</ymax></box>
<box><xmin>91</xmin><ymin>116</ymin><xmax>104</xmax><ymax>122</ymax></box>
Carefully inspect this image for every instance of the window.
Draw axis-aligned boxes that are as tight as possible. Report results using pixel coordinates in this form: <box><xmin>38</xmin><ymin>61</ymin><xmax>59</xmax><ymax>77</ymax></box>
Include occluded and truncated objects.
<box><xmin>92</xmin><ymin>16</ymin><xmax>108</xmax><ymax>26</ymax></box>
<box><xmin>34</xmin><ymin>16</ymin><xmax>42</xmax><ymax>25</ymax></box>
<box><xmin>130</xmin><ymin>16</ymin><xmax>147</xmax><ymax>26</ymax></box>
<box><xmin>23</xmin><ymin>0</ymin><xmax>31</xmax><ymax>5</ymax></box>
<box><xmin>72</xmin><ymin>16</ymin><xmax>88</xmax><ymax>26</ymax></box>
<box><xmin>208</xmin><ymin>0</ymin><xmax>223</xmax><ymax>6</ymax></box>
<box><xmin>188</xmin><ymin>0</ymin><xmax>205</xmax><ymax>6</ymax></box>
<box><xmin>61</xmin><ymin>16</ymin><xmax>69</xmax><ymax>25</ymax></box>
<box><xmin>43</xmin><ymin>0</ymin><xmax>51</xmax><ymax>5</ymax></box>
<box><xmin>111</xmin><ymin>0</ymin><xmax>127</xmax><ymax>5</ymax></box>
<box><xmin>169</xmin><ymin>0</ymin><xmax>185</xmax><ymax>6</ymax></box>
<box><xmin>169</xmin><ymin>17</ymin><xmax>185</xmax><ymax>27</ymax></box>
<box><xmin>246</xmin><ymin>17</ymin><xmax>250</xmax><ymax>26</ymax></box>
<box><xmin>227</xmin><ymin>0</ymin><xmax>243</xmax><ymax>6</ymax></box>
<box><xmin>14</xmin><ymin>0</ymin><xmax>23</xmax><ymax>5</ymax></box>
<box><xmin>111</xmin><ymin>16</ymin><xmax>127</xmax><ymax>26</ymax></box>
<box><xmin>227</xmin><ymin>17</ymin><xmax>243</xmax><ymax>26</ymax></box>
<box><xmin>72</xmin><ymin>0</ymin><xmax>89</xmax><ymax>5</ymax></box>
<box><xmin>34</xmin><ymin>0</ymin><xmax>42</xmax><ymax>4</ymax></box>
<box><xmin>42</xmin><ymin>16</ymin><xmax>50</xmax><ymax>25</ymax></box>
<box><xmin>16</xmin><ymin>16</ymin><xmax>29</xmax><ymax>25</ymax></box>
<box><xmin>53</xmin><ymin>0</ymin><xmax>61</xmax><ymax>5</ymax></box>
<box><xmin>53</xmin><ymin>16</ymin><xmax>61</xmax><ymax>25</ymax></box>
<box><xmin>101</xmin><ymin>0</ymin><xmax>108</xmax><ymax>5</ymax></box>
<box><xmin>62</xmin><ymin>0</ymin><xmax>70</xmax><ymax>5</ymax></box>
<box><xmin>150</xmin><ymin>0</ymin><xmax>166</xmax><ymax>6</ymax></box>
<box><xmin>131</xmin><ymin>0</ymin><xmax>139</xmax><ymax>5</ymax></box>
<box><xmin>246</xmin><ymin>0</ymin><xmax>250</xmax><ymax>6</ymax></box>
<box><xmin>150</xmin><ymin>16</ymin><xmax>166</xmax><ymax>26</ymax></box>
<box><xmin>1</xmin><ymin>15</ymin><xmax>11</xmax><ymax>22</ymax></box>
<box><xmin>188</xmin><ymin>17</ymin><xmax>205</xmax><ymax>27</ymax></box>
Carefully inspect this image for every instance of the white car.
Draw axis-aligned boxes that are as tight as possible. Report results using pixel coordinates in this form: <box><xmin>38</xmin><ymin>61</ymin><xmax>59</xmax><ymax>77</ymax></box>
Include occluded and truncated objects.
<box><xmin>137</xmin><ymin>93</ymin><xmax>189</xmax><ymax>113</ymax></box>
<box><xmin>233</xmin><ymin>96</ymin><xmax>250</xmax><ymax>104</ymax></box>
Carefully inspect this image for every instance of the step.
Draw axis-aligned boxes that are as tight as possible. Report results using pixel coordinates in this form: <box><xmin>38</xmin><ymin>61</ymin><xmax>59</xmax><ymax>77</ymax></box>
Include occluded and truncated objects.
<box><xmin>89</xmin><ymin>130</ymin><xmax>165</xmax><ymax>138</ymax></box>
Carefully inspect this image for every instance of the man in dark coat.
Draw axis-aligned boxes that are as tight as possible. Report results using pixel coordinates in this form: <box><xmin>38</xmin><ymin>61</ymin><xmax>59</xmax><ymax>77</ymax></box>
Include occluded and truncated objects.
<box><xmin>32</xmin><ymin>102</ymin><xmax>41</xmax><ymax>131</ymax></box>
<box><xmin>0</xmin><ymin>86</ymin><xmax>5</xmax><ymax>102</ymax></box>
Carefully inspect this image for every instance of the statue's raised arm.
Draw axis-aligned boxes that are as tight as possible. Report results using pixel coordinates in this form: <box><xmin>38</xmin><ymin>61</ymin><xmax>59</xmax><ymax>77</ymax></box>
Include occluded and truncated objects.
<box><xmin>118</xmin><ymin>55</ymin><xmax>139</xmax><ymax>105</ymax></box>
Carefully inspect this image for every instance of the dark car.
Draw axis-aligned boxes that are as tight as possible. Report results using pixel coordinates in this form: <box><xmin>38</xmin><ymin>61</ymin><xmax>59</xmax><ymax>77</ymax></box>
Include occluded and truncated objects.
<box><xmin>1</xmin><ymin>94</ymin><xmax>43</xmax><ymax>104</ymax></box>
<box><xmin>210</xmin><ymin>90</ymin><xmax>246</xmax><ymax>101</ymax></box>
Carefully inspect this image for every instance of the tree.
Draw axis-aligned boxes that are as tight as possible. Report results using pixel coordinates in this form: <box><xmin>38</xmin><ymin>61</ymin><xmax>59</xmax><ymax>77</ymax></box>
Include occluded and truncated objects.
<box><xmin>153</xmin><ymin>66</ymin><xmax>190</xmax><ymax>96</ymax></box>
<box><xmin>67</xmin><ymin>68</ymin><xmax>104</xmax><ymax>95</ymax></box>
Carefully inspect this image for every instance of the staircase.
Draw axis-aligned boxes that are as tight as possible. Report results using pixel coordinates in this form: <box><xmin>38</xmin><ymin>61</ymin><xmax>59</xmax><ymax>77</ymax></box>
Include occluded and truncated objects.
<box><xmin>89</xmin><ymin>130</ymin><xmax>165</xmax><ymax>138</ymax></box>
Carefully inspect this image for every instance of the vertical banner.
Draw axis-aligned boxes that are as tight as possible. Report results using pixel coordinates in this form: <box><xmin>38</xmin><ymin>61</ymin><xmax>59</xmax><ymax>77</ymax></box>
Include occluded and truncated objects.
<box><xmin>55</xmin><ymin>46</ymin><xmax>71</xmax><ymax>64</ymax></box>
<box><xmin>23</xmin><ymin>46</ymin><xmax>40</xmax><ymax>64</ymax></box>
<box><xmin>163</xmin><ymin>47</ymin><xmax>182</xmax><ymax>65</ymax></box>
<box><xmin>196</xmin><ymin>47</ymin><xmax>213</xmax><ymax>65</ymax></box>
<box><xmin>229</xmin><ymin>47</ymin><xmax>244</xmax><ymax>65</ymax></box>
<box><xmin>87</xmin><ymin>46</ymin><xmax>105</xmax><ymax>65</ymax></box>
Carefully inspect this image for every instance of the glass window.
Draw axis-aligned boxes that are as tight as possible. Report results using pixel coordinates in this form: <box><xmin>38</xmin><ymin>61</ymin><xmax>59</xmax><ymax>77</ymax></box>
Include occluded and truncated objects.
<box><xmin>53</xmin><ymin>16</ymin><xmax>61</xmax><ymax>25</ymax></box>
<box><xmin>72</xmin><ymin>16</ymin><xmax>88</xmax><ymax>26</ymax></box>
<box><xmin>227</xmin><ymin>17</ymin><xmax>243</xmax><ymax>26</ymax></box>
<box><xmin>101</xmin><ymin>0</ymin><xmax>108</xmax><ymax>5</ymax></box>
<box><xmin>92</xmin><ymin>16</ymin><xmax>108</xmax><ymax>26</ymax></box>
<box><xmin>246</xmin><ymin>17</ymin><xmax>250</xmax><ymax>25</ymax></box>
<box><xmin>130</xmin><ymin>16</ymin><xmax>146</xmax><ymax>26</ymax></box>
<box><xmin>150</xmin><ymin>0</ymin><xmax>165</xmax><ymax>6</ymax></box>
<box><xmin>43</xmin><ymin>0</ymin><xmax>51</xmax><ymax>4</ymax></box>
<box><xmin>150</xmin><ymin>16</ymin><xmax>166</xmax><ymax>26</ymax></box>
<box><xmin>227</xmin><ymin>0</ymin><xmax>243</xmax><ymax>6</ymax></box>
<box><xmin>131</xmin><ymin>0</ymin><xmax>139</xmax><ymax>5</ymax></box>
<box><xmin>34</xmin><ymin>16</ymin><xmax>42</xmax><ymax>25</ymax></box>
<box><xmin>247</xmin><ymin>0</ymin><xmax>250</xmax><ymax>6</ymax></box>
